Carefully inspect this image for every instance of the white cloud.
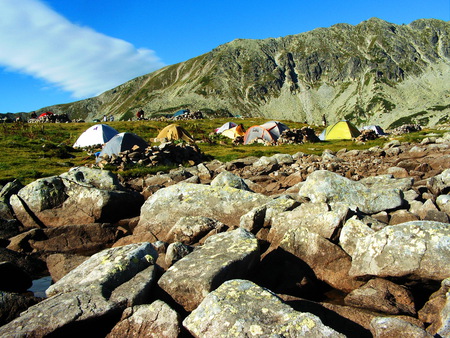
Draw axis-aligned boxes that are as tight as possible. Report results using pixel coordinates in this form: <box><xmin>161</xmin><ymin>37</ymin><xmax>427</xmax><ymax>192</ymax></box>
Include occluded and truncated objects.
<box><xmin>0</xmin><ymin>0</ymin><xmax>165</xmax><ymax>98</ymax></box>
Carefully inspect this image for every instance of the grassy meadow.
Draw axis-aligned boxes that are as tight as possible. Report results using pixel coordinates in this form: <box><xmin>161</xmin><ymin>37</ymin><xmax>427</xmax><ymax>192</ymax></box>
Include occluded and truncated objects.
<box><xmin>0</xmin><ymin>118</ymin><xmax>443</xmax><ymax>185</ymax></box>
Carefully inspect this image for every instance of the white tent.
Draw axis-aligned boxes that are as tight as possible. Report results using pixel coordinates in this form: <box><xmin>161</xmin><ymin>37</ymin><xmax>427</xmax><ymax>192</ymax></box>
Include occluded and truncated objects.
<box><xmin>361</xmin><ymin>125</ymin><xmax>386</xmax><ymax>135</ymax></box>
<box><xmin>73</xmin><ymin>124</ymin><xmax>119</xmax><ymax>148</ymax></box>
<box><xmin>215</xmin><ymin>122</ymin><xmax>237</xmax><ymax>134</ymax></box>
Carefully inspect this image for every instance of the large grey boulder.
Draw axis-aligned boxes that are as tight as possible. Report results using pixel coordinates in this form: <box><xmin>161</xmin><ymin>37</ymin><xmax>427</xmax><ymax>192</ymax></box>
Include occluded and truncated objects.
<box><xmin>279</xmin><ymin>227</ymin><xmax>363</xmax><ymax>292</ymax></box>
<box><xmin>298</xmin><ymin>170</ymin><xmax>404</xmax><ymax>214</ymax></box>
<box><xmin>10</xmin><ymin>170</ymin><xmax>144</xmax><ymax>228</ymax></box>
<box><xmin>59</xmin><ymin>166</ymin><xmax>123</xmax><ymax>190</ymax></box>
<box><xmin>339</xmin><ymin>217</ymin><xmax>375</xmax><ymax>257</ymax></box>
<box><xmin>240</xmin><ymin>195</ymin><xmax>299</xmax><ymax>234</ymax></box>
<box><xmin>269</xmin><ymin>201</ymin><xmax>349</xmax><ymax>243</ymax></box>
<box><xmin>158</xmin><ymin>228</ymin><xmax>259</xmax><ymax>311</ymax></box>
<box><xmin>0</xmin><ymin>243</ymin><xmax>158</xmax><ymax>337</ymax></box>
<box><xmin>107</xmin><ymin>301</ymin><xmax>181</xmax><ymax>338</ymax></box>
<box><xmin>136</xmin><ymin>182</ymin><xmax>270</xmax><ymax>242</ymax></box>
<box><xmin>166</xmin><ymin>216</ymin><xmax>227</xmax><ymax>245</ymax></box>
<box><xmin>183</xmin><ymin>279</ymin><xmax>344</xmax><ymax>337</ymax></box>
<box><xmin>210</xmin><ymin>171</ymin><xmax>250</xmax><ymax>191</ymax></box>
<box><xmin>359</xmin><ymin>174</ymin><xmax>413</xmax><ymax>192</ymax></box>
<box><xmin>349</xmin><ymin>221</ymin><xmax>450</xmax><ymax>280</ymax></box>
<box><xmin>47</xmin><ymin>242</ymin><xmax>157</xmax><ymax>297</ymax></box>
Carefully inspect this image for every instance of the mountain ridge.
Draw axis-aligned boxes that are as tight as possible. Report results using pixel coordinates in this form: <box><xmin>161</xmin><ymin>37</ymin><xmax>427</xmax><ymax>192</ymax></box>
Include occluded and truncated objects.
<box><xmin>37</xmin><ymin>18</ymin><xmax>450</xmax><ymax>128</ymax></box>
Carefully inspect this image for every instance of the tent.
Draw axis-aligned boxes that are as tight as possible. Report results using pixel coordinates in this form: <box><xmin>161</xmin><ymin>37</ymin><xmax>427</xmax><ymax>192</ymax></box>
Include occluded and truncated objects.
<box><xmin>73</xmin><ymin>124</ymin><xmax>119</xmax><ymax>148</ymax></box>
<box><xmin>156</xmin><ymin>124</ymin><xmax>194</xmax><ymax>143</ymax></box>
<box><xmin>215</xmin><ymin>122</ymin><xmax>237</xmax><ymax>134</ymax></box>
<box><xmin>38</xmin><ymin>112</ymin><xmax>53</xmax><ymax>119</ymax></box>
<box><xmin>243</xmin><ymin>121</ymin><xmax>289</xmax><ymax>145</ymax></box>
<box><xmin>361</xmin><ymin>125</ymin><xmax>386</xmax><ymax>135</ymax></box>
<box><xmin>221</xmin><ymin>124</ymin><xmax>246</xmax><ymax>140</ymax></box>
<box><xmin>319</xmin><ymin>120</ymin><xmax>361</xmax><ymax>140</ymax></box>
<box><xmin>173</xmin><ymin>109</ymin><xmax>189</xmax><ymax>118</ymax></box>
<box><xmin>98</xmin><ymin>132</ymin><xmax>148</xmax><ymax>160</ymax></box>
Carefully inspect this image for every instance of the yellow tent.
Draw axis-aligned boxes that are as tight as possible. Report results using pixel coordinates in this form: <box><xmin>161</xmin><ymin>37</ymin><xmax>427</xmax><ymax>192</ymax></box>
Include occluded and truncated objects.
<box><xmin>156</xmin><ymin>124</ymin><xmax>194</xmax><ymax>143</ymax></box>
<box><xmin>221</xmin><ymin>124</ymin><xmax>245</xmax><ymax>140</ymax></box>
<box><xmin>320</xmin><ymin>120</ymin><xmax>361</xmax><ymax>140</ymax></box>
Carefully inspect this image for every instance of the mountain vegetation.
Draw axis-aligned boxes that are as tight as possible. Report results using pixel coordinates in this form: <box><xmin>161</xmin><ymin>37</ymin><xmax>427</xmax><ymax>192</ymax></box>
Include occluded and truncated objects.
<box><xmin>38</xmin><ymin>18</ymin><xmax>449</xmax><ymax>129</ymax></box>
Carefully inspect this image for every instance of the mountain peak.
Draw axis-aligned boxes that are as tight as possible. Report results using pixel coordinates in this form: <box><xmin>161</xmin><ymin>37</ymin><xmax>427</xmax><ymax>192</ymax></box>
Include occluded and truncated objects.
<box><xmin>39</xmin><ymin>19</ymin><xmax>450</xmax><ymax>129</ymax></box>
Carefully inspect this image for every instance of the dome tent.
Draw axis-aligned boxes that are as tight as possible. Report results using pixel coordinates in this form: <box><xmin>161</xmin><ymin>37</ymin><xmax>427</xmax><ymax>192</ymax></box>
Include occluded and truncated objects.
<box><xmin>215</xmin><ymin>122</ymin><xmax>237</xmax><ymax>134</ymax></box>
<box><xmin>156</xmin><ymin>124</ymin><xmax>194</xmax><ymax>143</ymax></box>
<box><xmin>221</xmin><ymin>124</ymin><xmax>246</xmax><ymax>140</ymax></box>
<box><xmin>361</xmin><ymin>125</ymin><xmax>386</xmax><ymax>135</ymax></box>
<box><xmin>243</xmin><ymin>121</ymin><xmax>289</xmax><ymax>145</ymax></box>
<box><xmin>73</xmin><ymin>124</ymin><xmax>119</xmax><ymax>148</ymax></box>
<box><xmin>98</xmin><ymin>132</ymin><xmax>148</xmax><ymax>161</ymax></box>
<box><xmin>319</xmin><ymin>120</ymin><xmax>361</xmax><ymax>140</ymax></box>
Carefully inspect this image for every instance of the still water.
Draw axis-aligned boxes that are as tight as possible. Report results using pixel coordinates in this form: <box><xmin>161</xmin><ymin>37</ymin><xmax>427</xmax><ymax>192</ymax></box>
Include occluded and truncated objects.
<box><xmin>28</xmin><ymin>276</ymin><xmax>52</xmax><ymax>298</ymax></box>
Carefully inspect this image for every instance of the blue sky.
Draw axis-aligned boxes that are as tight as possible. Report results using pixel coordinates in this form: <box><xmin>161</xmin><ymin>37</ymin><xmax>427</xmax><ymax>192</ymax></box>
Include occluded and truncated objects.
<box><xmin>0</xmin><ymin>0</ymin><xmax>449</xmax><ymax>114</ymax></box>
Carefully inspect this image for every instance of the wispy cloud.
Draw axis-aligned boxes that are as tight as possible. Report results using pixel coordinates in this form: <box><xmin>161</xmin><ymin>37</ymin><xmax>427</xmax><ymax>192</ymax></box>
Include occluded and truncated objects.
<box><xmin>0</xmin><ymin>0</ymin><xmax>165</xmax><ymax>98</ymax></box>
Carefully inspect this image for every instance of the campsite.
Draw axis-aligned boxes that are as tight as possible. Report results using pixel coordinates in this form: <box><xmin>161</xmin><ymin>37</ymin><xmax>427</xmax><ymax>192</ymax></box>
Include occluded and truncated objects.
<box><xmin>0</xmin><ymin>117</ymin><xmax>442</xmax><ymax>185</ymax></box>
<box><xmin>1</xmin><ymin>116</ymin><xmax>450</xmax><ymax>337</ymax></box>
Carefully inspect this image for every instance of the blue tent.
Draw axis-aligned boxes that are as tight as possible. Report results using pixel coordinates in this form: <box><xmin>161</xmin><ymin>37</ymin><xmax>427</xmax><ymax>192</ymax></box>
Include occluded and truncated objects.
<box><xmin>173</xmin><ymin>109</ymin><xmax>188</xmax><ymax>117</ymax></box>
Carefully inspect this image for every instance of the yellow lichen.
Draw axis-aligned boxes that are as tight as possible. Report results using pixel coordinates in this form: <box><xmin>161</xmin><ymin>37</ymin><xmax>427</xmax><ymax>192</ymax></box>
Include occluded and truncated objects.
<box><xmin>249</xmin><ymin>324</ymin><xmax>263</xmax><ymax>335</ymax></box>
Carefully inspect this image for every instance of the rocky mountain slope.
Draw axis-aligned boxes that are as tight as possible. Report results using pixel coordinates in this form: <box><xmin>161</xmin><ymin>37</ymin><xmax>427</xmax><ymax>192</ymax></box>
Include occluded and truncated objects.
<box><xmin>41</xmin><ymin>18</ymin><xmax>450</xmax><ymax>128</ymax></box>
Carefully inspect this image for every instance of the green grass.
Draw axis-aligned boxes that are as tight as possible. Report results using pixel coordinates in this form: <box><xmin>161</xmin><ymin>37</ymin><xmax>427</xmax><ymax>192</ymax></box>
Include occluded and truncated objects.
<box><xmin>0</xmin><ymin>119</ymin><xmax>442</xmax><ymax>185</ymax></box>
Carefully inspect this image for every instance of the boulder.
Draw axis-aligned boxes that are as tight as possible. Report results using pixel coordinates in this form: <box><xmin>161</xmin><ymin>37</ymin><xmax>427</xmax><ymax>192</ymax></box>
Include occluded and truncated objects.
<box><xmin>427</xmin><ymin>168</ymin><xmax>450</xmax><ymax>195</ymax></box>
<box><xmin>0</xmin><ymin>179</ymin><xmax>24</xmax><ymax>220</ymax></box>
<box><xmin>279</xmin><ymin>227</ymin><xmax>363</xmax><ymax>292</ymax></box>
<box><xmin>298</xmin><ymin>170</ymin><xmax>404</xmax><ymax>214</ymax></box>
<box><xmin>436</xmin><ymin>194</ymin><xmax>450</xmax><ymax>215</ymax></box>
<box><xmin>59</xmin><ymin>166</ymin><xmax>123</xmax><ymax>190</ymax></box>
<box><xmin>10</xmin><ymin>173</ymin><xmax>144</xmax><ymax>228</ymax></box>
<box><xmin>183</xmin><ymin>279</ymin><xmax>344</xmax><ymax>337</ymax></box>
<box><xmin>240</xmin><ymin>196</ymin><xmax>299</xmax><ymax>235</ymax></box>
<box><xmin>107</xmin><ymin>301</ymin><xmax>181</xmax><ymax>338</ymax></box>
<box><xmin>210</xmin><ymin>171</ymin><xmax>250</xmax><ymax>191</ymax></box>
<box><xmin>339</xmin><ymin>217</ymin><xmax>375</xmax><ymax>257</ymax></box>
<box><xmin>349</xmin><ymin>221</ymin><xmax>450</xmax><ymax>280</ymax></box>
<box><xmin>344</xmin><ymin>278</ymin><xmax>416</xmax><ymax>315</ymax></box>
<box><xmin>46</xmin><ymin>242</ymin><xmax>157</xmax><ymax>297</ymax></box>
<box><xmin>370</xmin><ymin>317</ymin><xmax>432</xmax><ymax>338</ymax></box>
<box><xmin>0</xmin><ymin>219</ymin><xmax>22</xmax><ymax>243</ymax></box>
<box><xmin>0</xmin><ymin>289</ymin><xmax>120</xmax><ymax>337</ymax></box>
<box><xmin>165</xmin><ymin>216</ymin><xmax>227</xmax><ymax>245</ymax></box>
<box><xmin>0</xmin><ymin>247</ymin><xmax>46</xmax><ymax>278</ymax></box>
<box><xmin>164</xmin><ymin>242</ymin><xmax>194</xmax><ymax>266</ymax></box>
<box><xmin>269</xmin><ymin>201</ymin><xmax>349</xmax><ymax>243</ymax></box>
<box><xmin>136</xmin><ymin>183</ymin><xmax>270</xmax><ymax>242</ymax></box>
<box><xmin>359</xmin><ymin>174</ymin><xmax>413</xmax><ymax>192</ymax></box>
<box><xmin>389</xmin><ymin>209</ymin><xmax>420</xmax><ymax>225</ymax></box>
<box><xmin>158</xmin><ymin>228</ymin><xmax>259</xmax><ymax>311</ymax></box>
<box><xmin>418</xmin><ymin>277</ymin><xmax>450</xmax><ymax>337</ymax></box>
<box><xmin>0</xmin><ymin>243</ymin><xmax>158</xmax><ymax>337</ymax></box>
<box><xmin>8</xmin><ymin>223</ymin><xmax>118</xmax><ymax>256</ymax></box>
<box><xmin>0</xmin><ymin>291</ymin><xmax>41</xmax><ymax>326</ymax></box>
<box><xmin>46</xmin><ymin>253</ymin><xmax>89</xmax><ymax>282</ymax></box>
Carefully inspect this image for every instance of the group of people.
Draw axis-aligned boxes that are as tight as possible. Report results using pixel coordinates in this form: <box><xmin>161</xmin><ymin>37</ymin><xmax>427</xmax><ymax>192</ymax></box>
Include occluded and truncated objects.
<box><xmin>103</xmin><ymin>115</ymin><xmax>114</xmax><ymax>122</ymax></box>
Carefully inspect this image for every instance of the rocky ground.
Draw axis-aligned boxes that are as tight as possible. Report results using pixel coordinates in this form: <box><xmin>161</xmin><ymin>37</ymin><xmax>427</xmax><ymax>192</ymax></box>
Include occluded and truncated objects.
<box><xmin>0</xmin><ymin>130</ymin><xmax>450</xmax><ymax>337</ymax></box>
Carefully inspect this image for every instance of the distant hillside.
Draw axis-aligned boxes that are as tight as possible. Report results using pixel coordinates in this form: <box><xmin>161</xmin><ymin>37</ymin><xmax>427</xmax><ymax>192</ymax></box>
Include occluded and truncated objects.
<box><xmin>38</xmin><ymin>18</ymin><xmax>450</xmax><ymax>129</ymax></box>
